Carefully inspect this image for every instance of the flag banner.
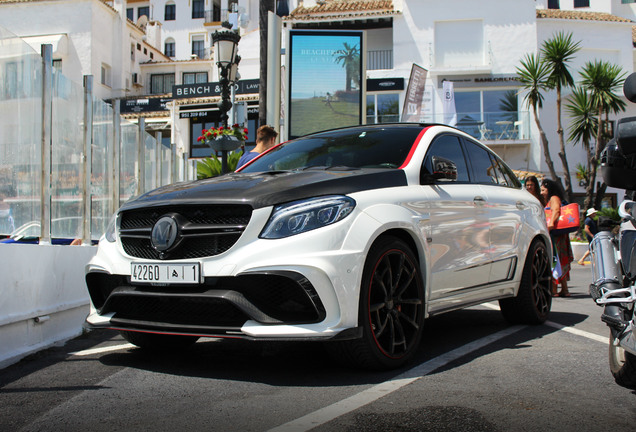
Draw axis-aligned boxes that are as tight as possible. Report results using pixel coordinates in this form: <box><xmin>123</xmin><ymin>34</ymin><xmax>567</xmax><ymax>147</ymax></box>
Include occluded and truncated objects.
<box><xmin>401</xmin><ymin>64</ymin><xmax>428</xmax><ymax>122</ymax></box>
<box><xmin>442</xmin><ymin>80</ymin><xmax>457</xmax><ymax>126</ymax></box>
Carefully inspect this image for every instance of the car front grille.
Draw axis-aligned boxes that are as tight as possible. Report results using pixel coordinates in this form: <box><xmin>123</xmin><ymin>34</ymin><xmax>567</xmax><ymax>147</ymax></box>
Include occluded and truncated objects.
<box><xmin>119</xmin><ymin>204</ymin><xmax>252</xmax><ymax>260</ymax></box>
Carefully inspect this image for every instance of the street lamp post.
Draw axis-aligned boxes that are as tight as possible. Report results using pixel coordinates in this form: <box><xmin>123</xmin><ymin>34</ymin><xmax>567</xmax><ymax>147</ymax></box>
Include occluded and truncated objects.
<box><xmin>211</xmin><ymin>22</ymin><xmax>241</xmax><ymax>173</ymax></box>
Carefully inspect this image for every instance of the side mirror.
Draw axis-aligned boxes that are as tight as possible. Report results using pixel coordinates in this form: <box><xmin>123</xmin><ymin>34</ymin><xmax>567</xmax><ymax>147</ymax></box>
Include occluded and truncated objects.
<box><xmin>616</xmin><ymin>116</ymin><xmax>636</xmax><ymax>156</ymax></box>
<box><xmin>431</xmin><ymin>156</ymin><xmax>458</xmax><ymax>181</ymax></box>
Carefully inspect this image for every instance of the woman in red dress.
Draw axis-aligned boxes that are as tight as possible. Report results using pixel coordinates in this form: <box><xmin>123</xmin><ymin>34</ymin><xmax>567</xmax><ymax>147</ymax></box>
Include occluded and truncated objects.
<box><xmin>541</xmin><ymin>179</ymin><xmax>573</xmax><ymax>297</ymax></box>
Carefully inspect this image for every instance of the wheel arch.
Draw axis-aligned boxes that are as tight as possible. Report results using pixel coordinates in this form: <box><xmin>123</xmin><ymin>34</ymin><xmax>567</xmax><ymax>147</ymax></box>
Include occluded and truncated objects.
<box><xmin>367</xmin><ymin>227</ymin><xmax>429</xmax><ymax>308</ymax></box>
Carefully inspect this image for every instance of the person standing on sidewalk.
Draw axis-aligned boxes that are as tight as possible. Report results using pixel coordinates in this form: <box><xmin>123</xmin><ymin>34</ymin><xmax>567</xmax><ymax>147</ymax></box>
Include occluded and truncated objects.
<box><xmin>236</xmin><ymin>125</ymin><xmax>278</xmax><ymax>169</ymax></box>
<box><xmin>578</xmin><ymin>208</ymin><xmax>599</xmax><ymax>265</ymax></box>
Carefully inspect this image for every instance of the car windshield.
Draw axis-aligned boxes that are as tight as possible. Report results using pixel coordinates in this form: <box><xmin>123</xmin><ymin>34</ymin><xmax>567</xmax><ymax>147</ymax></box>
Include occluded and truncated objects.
<box><xmin>240</xmin><ymin>125</ymin><xmax>424</xmax><ymax>173</ymax></box>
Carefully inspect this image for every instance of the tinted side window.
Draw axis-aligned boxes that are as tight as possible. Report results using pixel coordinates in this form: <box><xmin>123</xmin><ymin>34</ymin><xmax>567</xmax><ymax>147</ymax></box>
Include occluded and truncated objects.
<box><xmin>495</xmin><ymin>155</ymin><xmax>522</xmax><ymax>187</ymax></box>
<box><xmin>489</xmin><ymin>154</ymin><xmax>522</xmax><ymax>187</ymax></box>
<box><xmin>422</xmin><ymin>134</ymin><xmax>469</xmax><ymax>182</ymax></box>
<box><xmin>464</xmin><ymin>140</ymin><xmax>498</xmax><ymax>184</ymax></box>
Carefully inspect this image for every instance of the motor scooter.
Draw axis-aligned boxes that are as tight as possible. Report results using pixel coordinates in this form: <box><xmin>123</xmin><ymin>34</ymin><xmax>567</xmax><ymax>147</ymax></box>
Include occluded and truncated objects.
<box><xmin>588</xmin><ymin>73</ymin><xmax>636</xmax><ymax>389</ymax></box>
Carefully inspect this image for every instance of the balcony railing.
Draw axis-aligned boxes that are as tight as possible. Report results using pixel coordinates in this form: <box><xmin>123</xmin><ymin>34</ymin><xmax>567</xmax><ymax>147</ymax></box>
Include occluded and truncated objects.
<box><xmin>418</xmin><ymin>111</ymin><xmax>531</xmax><ymax>142</ymax></box>
<box><xmin>204</xmin><ymin>8</ymin><xmax>222</xmax><ymax>23</ymax></box>
<box><xmin>367</xmin><ymin>50</ymin><xmax>393</xmax><ymax>70</ymax></box>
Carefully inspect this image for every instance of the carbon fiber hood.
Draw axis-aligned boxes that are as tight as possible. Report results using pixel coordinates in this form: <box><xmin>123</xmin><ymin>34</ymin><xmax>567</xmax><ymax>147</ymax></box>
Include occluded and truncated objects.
<box><xmin>120</xmin><ymin>168</ymin><xmax>407</xmax><ymax>211</ymax></box>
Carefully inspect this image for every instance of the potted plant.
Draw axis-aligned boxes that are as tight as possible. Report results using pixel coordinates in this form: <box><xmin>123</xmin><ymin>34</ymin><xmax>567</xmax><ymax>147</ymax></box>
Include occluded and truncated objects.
<box><xmin>197</xmin><ymin>124</ymin><xmax>248</xmax><ymax>152</ymax></box>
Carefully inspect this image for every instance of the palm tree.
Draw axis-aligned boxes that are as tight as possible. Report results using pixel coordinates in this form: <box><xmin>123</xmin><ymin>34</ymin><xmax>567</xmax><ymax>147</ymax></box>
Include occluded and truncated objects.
<box><xmin>565</xmin><ymin>86</ymin><xmax>598</xmax><ymax>210</ymax></box>
<box><xmin>516</xmin><ymin>53</ymin><xmax>559</xmax><ymax>181</ymax></box>
<box><xmin>541</xmin><ymin>32</ymin><xmax>581</xmax><ymax>202</ymax></box>
<box><xmin>333</xmin><ymin>43</ymin><xmax>360</xmax><ymax>92</ymax></box>
<box><xmin>579</xmin><ymin>60</ymin><xmax>626</xmax><ymax>208</ymax></box>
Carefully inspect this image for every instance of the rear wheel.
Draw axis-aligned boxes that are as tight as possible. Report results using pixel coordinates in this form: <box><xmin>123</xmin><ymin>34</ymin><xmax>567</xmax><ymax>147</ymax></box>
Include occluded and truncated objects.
<box><xmin>120</xmin><ymin>331</ymin><xmax>199</xmax><ymax>351</ymax></box>
<box><xmin>609</xmin><ymin>334</ymin><xmax>636</xmax><ymax>389</ymax></box>
<box><xmin>499</xmin><ymin>239</ymin><xmax>552</xmax><ymax>324</ymax></box>
<box><xmin>328</xmin><ymin>236</ymin><xmax>425</xmax><ymax>370</ymax></box>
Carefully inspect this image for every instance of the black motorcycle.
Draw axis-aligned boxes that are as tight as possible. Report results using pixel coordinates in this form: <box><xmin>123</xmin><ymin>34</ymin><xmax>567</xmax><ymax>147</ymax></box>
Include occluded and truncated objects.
<box><xmin>589</xmin><ymin>73</ymin><xmax>636</xmax><ymax>389</ymax></box>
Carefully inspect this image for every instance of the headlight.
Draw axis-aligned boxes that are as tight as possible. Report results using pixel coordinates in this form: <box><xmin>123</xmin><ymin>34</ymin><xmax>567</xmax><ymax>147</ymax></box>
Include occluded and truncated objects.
<box><xmin>260</xmin><ymin>196</ymin><xmax>355</xmax><ymax>239</ymax></box>
<box><xmin>104</xmin><ymin>212</ymin><xmax>118</xmax><ymax>243</ymax></box>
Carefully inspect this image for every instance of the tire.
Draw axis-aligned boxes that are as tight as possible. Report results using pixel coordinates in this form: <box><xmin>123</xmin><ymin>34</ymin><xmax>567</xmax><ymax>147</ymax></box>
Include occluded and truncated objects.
<box><xmin>328</xmin><ymin>236</ymin><xmax>425</xmax><ymax>370</ymax></box>
<box><xmin>609</xmin><ymin>333</ymin><xmax>636</xmax><ymax>389</ymax></box>
<box><xmin>120</xmin><ymin>330</ymin><xmax>199</xmax><ymax>351</ymax></box>
<box><xmin>499</xmin><ymin>239</ymin><xmax>552</xmax><ymax>325</ymax></box>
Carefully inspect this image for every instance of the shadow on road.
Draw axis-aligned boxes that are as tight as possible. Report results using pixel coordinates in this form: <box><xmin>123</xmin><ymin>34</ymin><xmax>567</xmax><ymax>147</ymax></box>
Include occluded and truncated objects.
<box><xmin>90</xmin><ymin>307</ymin><xmax>589</xmax><ymax>387</ymax></box>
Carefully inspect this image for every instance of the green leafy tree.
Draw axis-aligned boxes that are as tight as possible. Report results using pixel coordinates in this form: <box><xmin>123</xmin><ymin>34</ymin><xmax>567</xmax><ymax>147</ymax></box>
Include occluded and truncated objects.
<box><xmin>541</xmin><ymin>31</ymin><xmax>581</xmax><ymax>202</ymax></box>
<box><xmin>565</xmin><ymin>86</ymin><xmax>598</xmax><ymax>211</ymax></box>
<box><xmin>516</xmin><ymin>53</ymin><xmax>559</xmax><ymax>181</ymax></box>
<box><xmin>333</xmin><ymin>43</ymin><xmax>360</xmax><ymax>92</ymax></box>
<box><xmin>579</xmin><ymin>60</ymin><xmax>626</xmax><ymax>209</ymax></box>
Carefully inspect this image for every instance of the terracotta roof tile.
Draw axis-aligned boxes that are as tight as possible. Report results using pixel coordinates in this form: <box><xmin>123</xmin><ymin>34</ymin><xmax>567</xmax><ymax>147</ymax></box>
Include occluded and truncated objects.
<box><xmin>288</xmin><ymin>0</ymin><xmax>397</xmax><ymax>21</ymax></box>
<box><xmin>536</xmin><ymin>8</ymin><xmax>633</xmax><ymax>23</ymax></box>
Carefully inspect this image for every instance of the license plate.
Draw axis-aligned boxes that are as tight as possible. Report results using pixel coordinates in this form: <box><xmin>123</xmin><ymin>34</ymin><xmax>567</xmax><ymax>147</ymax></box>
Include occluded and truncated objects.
<box><xmin>131</xmin><ymin>263</ymin><xmax>200</xmax><ymax>284</ymax></box>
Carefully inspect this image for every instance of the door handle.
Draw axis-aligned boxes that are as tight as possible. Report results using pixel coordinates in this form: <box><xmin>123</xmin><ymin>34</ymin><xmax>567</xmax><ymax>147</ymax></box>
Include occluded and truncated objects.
<box><xmin>516</xmin><ymin>201</ymin><xmax>526</xmax><ymax>210</ymax></box>
<box><xmin>474</xmin><ymin>196</ymin><xmax>486</xmax><ymax>205</ymax></box>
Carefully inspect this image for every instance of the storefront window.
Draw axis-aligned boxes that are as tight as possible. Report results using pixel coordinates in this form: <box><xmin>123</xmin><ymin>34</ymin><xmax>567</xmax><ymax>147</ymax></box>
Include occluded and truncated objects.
<box><xmin>366</xmin><ymin>93</ymin><xmax>399</xmax><ymax>124</ymax></box>
<box><xmin>454</xmin><ymin>89</ymin><xmax>518</xmax><ymax>139</ymax></box>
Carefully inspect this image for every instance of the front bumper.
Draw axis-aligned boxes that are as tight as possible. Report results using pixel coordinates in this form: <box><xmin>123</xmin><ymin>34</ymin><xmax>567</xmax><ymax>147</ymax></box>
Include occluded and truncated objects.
<box><xmin>85</xmin><ymin>206</ymin><xmax>376</xmax><ymax>340</ymax></box>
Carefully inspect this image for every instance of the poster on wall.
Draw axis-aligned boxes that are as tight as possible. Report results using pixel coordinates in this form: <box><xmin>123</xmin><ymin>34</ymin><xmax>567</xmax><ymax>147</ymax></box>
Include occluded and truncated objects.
<box><xmin>288</xmin><ymin>30</ymin><xmax>364</xmax><ymax>139</ymax></box>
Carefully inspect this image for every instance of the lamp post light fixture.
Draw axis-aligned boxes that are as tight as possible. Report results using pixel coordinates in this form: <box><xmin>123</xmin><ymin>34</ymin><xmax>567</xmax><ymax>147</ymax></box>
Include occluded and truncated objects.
<box><xmin>211</xmin><ymin>21</ymin><xmax>241</xmax><ymax>173</ymax></box>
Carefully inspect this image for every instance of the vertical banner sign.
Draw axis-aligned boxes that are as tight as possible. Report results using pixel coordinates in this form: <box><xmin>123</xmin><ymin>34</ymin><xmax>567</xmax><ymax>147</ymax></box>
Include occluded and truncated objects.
<box><xmin>443</xmin><ymin>80</ymin><xmax>457</xmax><ymax>126</ymax></box>
<box><xmin>401</xmin><ymin>64</ymin><xmax>428</xmax><ymax>122</ymax></box>
<box><xmin>288</xmin><ymin>30</ymin><xmax>364</xmax><ymax>139</ymax></box>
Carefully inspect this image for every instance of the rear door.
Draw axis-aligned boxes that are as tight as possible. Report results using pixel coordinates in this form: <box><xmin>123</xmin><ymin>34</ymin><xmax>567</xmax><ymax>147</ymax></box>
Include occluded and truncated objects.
<box><xmin>462</xmin><ymin>139</ymin><xmax>523</xmax><ymax>284</ymax></box>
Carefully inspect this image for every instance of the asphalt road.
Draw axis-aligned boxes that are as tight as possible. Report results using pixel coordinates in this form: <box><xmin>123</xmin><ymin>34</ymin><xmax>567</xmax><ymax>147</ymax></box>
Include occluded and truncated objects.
<box><xmin>1</xmin><ymin>263</ymin><xmax>635</xmax><ymax>432</ymax></box>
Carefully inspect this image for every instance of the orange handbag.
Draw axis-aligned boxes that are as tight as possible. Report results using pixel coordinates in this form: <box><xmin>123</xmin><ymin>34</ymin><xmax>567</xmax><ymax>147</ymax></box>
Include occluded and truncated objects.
<box><xmin>545</xmin><ymin>203</ymin><xmax>580</xmax><ymax>235</ymax></box>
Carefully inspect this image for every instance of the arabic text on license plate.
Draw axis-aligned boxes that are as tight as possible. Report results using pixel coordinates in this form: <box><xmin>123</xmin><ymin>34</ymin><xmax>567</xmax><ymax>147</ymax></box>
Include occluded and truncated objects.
<box><xmin>131</xmin><ymin>263</ymin><xmax>200</xmax><ymax>284</ymax></box>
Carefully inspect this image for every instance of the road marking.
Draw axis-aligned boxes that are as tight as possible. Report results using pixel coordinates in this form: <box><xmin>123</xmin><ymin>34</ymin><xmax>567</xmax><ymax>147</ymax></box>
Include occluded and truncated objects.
<box><xmin>544</xmin><ymin>321</ymin><xmax>608</xmax><ymax>344</ymax></box>
<box><xmin>267</xmin><ymin>325</ymin><xmax>525</xmax><ymax>432</ymax></box>
<box><xmin>480</xmin><ymin>302</ymin><xmax>608</xmax><ymax>344</ymax></box>
<box><xmin>70</xmin><ymin>344</ymin><xmax>135</xmax><ymax>357</ymax></box>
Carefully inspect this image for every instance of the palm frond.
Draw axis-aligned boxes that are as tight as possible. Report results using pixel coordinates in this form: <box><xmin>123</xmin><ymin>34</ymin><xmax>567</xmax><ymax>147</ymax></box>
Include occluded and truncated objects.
<box><xmin>516</xmin><ymin>53</ymin><xmax>550</xmax><ymax>109</ymax></box>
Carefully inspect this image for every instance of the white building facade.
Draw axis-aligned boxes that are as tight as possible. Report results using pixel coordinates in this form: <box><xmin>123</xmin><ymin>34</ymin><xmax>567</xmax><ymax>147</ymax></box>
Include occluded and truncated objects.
<box><xmin>1</xmin><ymin>0</ymin><xmax>635</xmax><ymax>203</ymax></box>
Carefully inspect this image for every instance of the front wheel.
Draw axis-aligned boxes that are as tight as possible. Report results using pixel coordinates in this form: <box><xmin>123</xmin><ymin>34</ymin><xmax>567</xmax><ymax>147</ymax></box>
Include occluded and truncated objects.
<box><xmin>609</xmin><ymin>334</ymin><xmax>636</xmax><ymax>389</ymax></box>
<box><xmin>328</xmin><ymin>236</ymin><xmax>425</xmax><ymax>370</ymax></box>
<box><xmin>499</xmin><ymin>239</ymin><xmax>552</xmax><ymax>325</ymax></box>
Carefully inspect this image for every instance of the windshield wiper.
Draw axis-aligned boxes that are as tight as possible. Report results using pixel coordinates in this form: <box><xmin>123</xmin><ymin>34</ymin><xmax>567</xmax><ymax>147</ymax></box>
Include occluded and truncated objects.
<box><xmin>299</xmin><ymin>165</ymin><xmax>358</xmax><ymax>171</ymax></box>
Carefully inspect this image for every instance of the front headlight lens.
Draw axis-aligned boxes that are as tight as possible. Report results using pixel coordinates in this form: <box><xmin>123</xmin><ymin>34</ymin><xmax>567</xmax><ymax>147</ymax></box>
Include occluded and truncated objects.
<box><xmin>260</xmin><ymin>196</ymin><xmax>355</xmax><ymax>239</ymax></box>
<box><xmin>104</xmin><ymin>213</ymin><xmax>118</xmax><ymax>243</ymax></box>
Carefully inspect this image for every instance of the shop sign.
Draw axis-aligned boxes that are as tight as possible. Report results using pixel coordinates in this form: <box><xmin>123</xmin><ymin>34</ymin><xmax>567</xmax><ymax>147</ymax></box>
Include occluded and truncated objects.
<box><xmin>438</xmin><ymin>75</ymin><xmax>519</xmax><ymax>88</ymax></box>
<box><xmin>367</xmin><ymin>78</ymin><xmax>404</xmax><ymax>92</ymax></box>
<box><xmin>120</xmin><ymin>97</ymin><xmax>171</xmax><ymax>113</ymax></box>
<box><xmin>172</xmin><ymin>79</ymin><xmax>260</xmax><ymax>99</ymax></box>
<box><xmin>179</xmin><ymin>111</ymin><xmax>213</xmax><ymax>119</ymax></box>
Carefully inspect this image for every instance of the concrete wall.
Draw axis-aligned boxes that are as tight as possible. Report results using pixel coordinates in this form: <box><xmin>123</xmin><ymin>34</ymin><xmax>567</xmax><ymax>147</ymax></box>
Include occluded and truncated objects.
<box><xmin>0</xmin><ymin>244</ymin><xmax>96</xmax><ymax>369</ymax></box>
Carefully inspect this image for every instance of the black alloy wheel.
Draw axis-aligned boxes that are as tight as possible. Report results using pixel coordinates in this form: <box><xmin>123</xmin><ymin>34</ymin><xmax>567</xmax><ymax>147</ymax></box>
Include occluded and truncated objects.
<box><xmin>500</xmin><ymin>239</ymin><xmax>552</xmax><ymax>324</ymax></box>
<box><xmin>328</xmin><ymin>236</ymin><xmax>425</xmax><ymax>370</ymax></box>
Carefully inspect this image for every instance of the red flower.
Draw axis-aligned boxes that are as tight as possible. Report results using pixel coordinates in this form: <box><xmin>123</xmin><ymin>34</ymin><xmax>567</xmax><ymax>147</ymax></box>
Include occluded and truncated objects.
<box><xmin>219</xmin><ymin>126</ymin><xmax>224</xmax><ymax>131</ymax></box>
<box><xmin>232</xmin><ymin>123</ymin><xmax>239</xmax><ymax>128</ymax></box>
<box><xmin>201</xmin><ymin>129</ymin><xmax>207</xmax><ymax>134</ymax></box>
<box><xmin>197</xmin><ymin>136</ymin><xmax>203</xmax><ymax>142</ymax></box>
<box><xmin>243</xmin><ymin>128</ymin><xmax>248</xmax><ymax>134</ymax></box>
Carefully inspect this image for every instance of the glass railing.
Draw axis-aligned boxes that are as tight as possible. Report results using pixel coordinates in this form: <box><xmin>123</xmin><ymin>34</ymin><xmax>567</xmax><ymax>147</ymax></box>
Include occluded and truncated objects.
<box><xmin>0</xmin><ymin>25</ymin><xmax>177</xmax><ymax>240</ymax></box>
<box><xmin>418</xmin><ymin>111</ymin><xmax>531</xmax><ymax>141</ymax></box>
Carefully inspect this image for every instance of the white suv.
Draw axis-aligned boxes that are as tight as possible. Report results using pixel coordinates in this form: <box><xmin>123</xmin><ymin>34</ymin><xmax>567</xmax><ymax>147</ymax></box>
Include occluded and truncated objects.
<box><xmin>85</xmin><ymin>124</ymin><xmax>552</xmax><ymax>370</ymax></box>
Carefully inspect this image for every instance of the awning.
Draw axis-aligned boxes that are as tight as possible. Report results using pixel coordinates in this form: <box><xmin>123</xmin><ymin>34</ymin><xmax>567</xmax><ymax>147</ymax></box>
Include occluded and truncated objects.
<box><xmin>22</xmin><ymin>34</ymin><xmax>68</xmax><ymax>57</ymax></box>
